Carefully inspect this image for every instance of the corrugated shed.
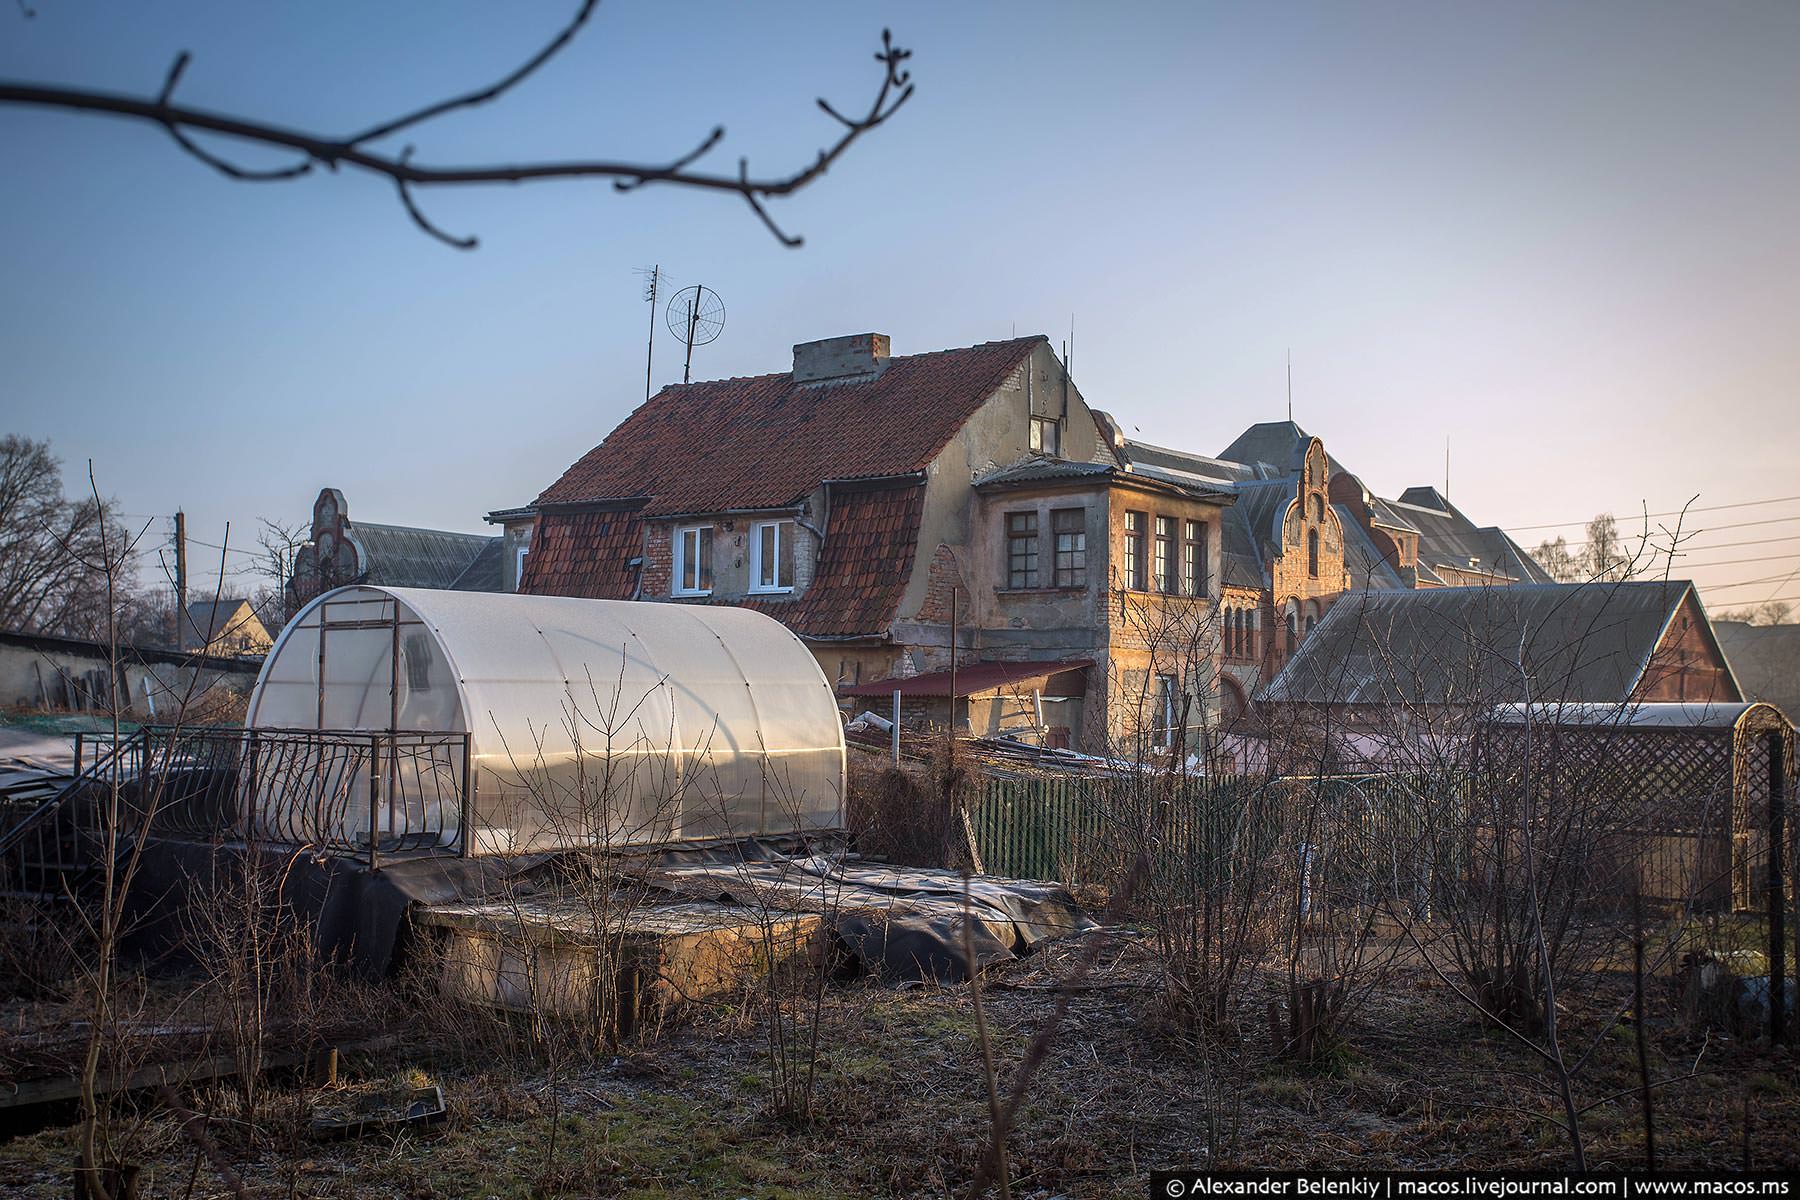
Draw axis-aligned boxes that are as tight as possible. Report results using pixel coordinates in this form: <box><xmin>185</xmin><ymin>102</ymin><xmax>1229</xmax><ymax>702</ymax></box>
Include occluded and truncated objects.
<box><xmin>1262</xmin><ymin>581</ymin><xmax>1712</xmax><ymax>706</ymax></box>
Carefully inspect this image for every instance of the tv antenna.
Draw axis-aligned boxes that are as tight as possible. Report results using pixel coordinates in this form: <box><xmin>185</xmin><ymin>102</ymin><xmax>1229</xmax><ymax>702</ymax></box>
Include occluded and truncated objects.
<box><xmin>665</xmin><ymin>284</ymin><xmax>725</xmax><ymax>383</ymax></box>
<box><xmin>636</xmin><ymin>264</ymin><xmax>664</xmax><ymax>400</ymax></box>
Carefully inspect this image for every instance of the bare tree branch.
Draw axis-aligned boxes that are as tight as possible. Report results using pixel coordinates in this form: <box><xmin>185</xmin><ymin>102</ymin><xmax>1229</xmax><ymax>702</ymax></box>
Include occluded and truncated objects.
<box><xmin>0</xmin><ymin>11</ymin><xmax>915</xmax><ymax>249</ymax></box>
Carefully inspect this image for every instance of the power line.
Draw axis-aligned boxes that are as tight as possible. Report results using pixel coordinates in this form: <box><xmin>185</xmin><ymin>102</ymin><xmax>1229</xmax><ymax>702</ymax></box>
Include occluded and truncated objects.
<box><xmin>1507</xmin><ymin>493</ymin><xmax>1800</xmax><ymax>533</ymax></box>
<box><xmin>1691</xmin><ymin>569</ymin><xmax>1800</xmax><ymax>593</ymax></box>
<box><xmin>1534</xmin><ymin>512</ymin><xmax>1800</xmax><ymax>550</ymax></box>
<box><xmin>1660</xmin><ymin>550</ymin><xmax>1800</xmax><ymax>572</ymax></box>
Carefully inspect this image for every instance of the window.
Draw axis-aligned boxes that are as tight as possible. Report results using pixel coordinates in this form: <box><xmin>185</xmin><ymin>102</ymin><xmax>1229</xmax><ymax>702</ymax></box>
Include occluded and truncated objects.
<box><xmin>1052</xmin><ymin>508</ymin><xmax>1086</xmax><ymax>587</ymax></box>
<box><xmin>1311</xmin><ymin>495</ymin><xmax>1325</xmax><ymax>521</ymax></box>
<box><xmin>674</xmin><ymin>525</ymin><xmax>713</xmax><ymax>594</ymax></box>
<box><xmin>1029</xmin><ymin>415</ymin><xmax>1061</xmax><ymax>457</ymax></box>
<box><xmin>1123</xmin><ymin>511</ymin><xmax>1147</xmax><ymax>590</ymax></box>
<box><xmin>1153</xmin><ymin>673</ymin><xmax>1179</xmax><ymax>749</ymax></box>
<box><xmin>1005</xmin><ymin>511</ymin><xmax>1039</xmax><ymax>589</ymax></box>
<box><xmin>1154</xmin><ymin>516</ymin><xmax>1177</xmax><ymax>594</ymax></box>
<box><xmin>1307</xmin><ymin>529</ymin><xmax>1320</xmax><ymax>577</ymax></box>
<box><xmin>1183</xmin><ymin>519</ymin><xmax>1207</xmax><ymax>597</ymax></box>
<box><xmin>513</xmin><ymin>544</ymin><xmax>529</xmax><ymax>592</ymax></box>
<box><xmin>750</xmin><ymin>520</ymin><xmax>796</xmax><ymax>593</ymax></box>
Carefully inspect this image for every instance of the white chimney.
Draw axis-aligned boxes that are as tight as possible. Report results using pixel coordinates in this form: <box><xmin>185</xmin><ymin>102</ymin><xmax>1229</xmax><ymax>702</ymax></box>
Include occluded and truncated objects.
<box><xmin>792</xmin><ymin>333</ymin><xmax>890</xmax><ymax>384</ymax></box>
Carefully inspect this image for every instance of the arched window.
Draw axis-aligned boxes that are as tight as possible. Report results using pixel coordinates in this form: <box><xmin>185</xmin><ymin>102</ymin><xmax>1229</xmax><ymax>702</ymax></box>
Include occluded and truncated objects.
<box><xmin>1307</xmin><ymin>529</ymin><xmax>1320</xmax><ymax>577</ymax></box>
<box><xmin>1285</xmin><ymin>608</ymin><xmax>1298</xmax><ymax>655</ymax></box>
<box><xmin>1311</xmin><ymin>495</ymin><xmax>1324</xmax><ymax>522</ymax></box>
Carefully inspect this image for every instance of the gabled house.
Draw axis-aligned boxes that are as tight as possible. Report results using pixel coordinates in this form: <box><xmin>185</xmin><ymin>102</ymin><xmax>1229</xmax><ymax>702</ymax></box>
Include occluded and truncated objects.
<box><xmin>179</xmin><ymin>598</ymin><xmax>272</xmax><ymax>658</ymax></box>
<box><xmin>1260</xmin><ymin>580</ymin><xmax>1741</xmax><ymax>715</ymax></box>
<box><xmin>1118</xmin><ymin>420</ymin><xmax>1553</xmax><ymax>718</ymax></box>
<box><xmin>507</xmin><ymin>333</ymin><xmax>1235</xmax><ymax>754</ymax></box>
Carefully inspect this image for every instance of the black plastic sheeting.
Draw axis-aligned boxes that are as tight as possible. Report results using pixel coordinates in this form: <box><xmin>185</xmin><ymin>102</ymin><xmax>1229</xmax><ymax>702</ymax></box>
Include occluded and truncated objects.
<box><xmin>124</xmin><ymin>837</ymin><xmax>1091</xmax><ymax>984</ymax></box>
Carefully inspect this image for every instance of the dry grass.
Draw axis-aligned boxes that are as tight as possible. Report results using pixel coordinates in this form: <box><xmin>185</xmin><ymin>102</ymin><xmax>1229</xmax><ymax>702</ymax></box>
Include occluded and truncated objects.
<box><xmin>3</xmin><ymin>930</ymin><xmax>1795</xmax><ymax>1199</ymax></box>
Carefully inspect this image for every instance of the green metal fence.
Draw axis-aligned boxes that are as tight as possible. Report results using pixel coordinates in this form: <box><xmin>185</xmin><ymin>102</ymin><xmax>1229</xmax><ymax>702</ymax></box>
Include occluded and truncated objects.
<box><xmin>969</xmin><ymin>772</ymin><xmax>1453</xmax><ymax>891</ymax></box>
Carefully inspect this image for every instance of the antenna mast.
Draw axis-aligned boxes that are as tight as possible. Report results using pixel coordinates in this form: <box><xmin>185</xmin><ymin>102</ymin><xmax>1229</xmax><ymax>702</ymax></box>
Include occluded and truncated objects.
<box><xmin>639</xmin><ymin>264</ymin><xmax>662</xmax><ymax>400</ymax></box>
<box><xmin>1287</xmin><ymin>349</ymin><xmax>1293</xmax><ymax>422</ymax></box>
<box><xmin>1445</xmin><ymin>436</ymin><xmax>1451</xmax><ymax>500</ymax></box>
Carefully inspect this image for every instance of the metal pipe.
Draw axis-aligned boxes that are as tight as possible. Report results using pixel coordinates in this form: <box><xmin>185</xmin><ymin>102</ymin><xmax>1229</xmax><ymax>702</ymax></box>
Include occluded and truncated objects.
<box><xmin>368</xmin><ymin>734</ymin><xmax>381</xmax><ymax>873</ymax></box>
<box><xmin>460</xmin><ymin>736</ymin><xmax>474</xmax><ymax>859</ymax></box>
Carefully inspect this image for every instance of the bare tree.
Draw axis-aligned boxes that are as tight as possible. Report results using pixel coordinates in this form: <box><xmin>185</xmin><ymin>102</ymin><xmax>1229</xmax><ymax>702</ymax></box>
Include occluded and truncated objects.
<box><xmin>1717</xmin><ymin>600</ymin><xmax>1792</xmax><ymax>626</ymax></box>
<box><xmin>0</xmin><ymin>434</ymin><xmax>138</xmax><ymax>639</ymax></box>
<box><xmin>0</xmin><ymin>5</ymin><xmax>914</xmax><ymax>249</ymax></box>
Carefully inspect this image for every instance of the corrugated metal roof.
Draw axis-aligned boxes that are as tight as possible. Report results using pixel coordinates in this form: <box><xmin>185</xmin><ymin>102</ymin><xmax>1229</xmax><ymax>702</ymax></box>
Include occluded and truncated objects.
<box><xmin>1262</xmin><ymin>581</ymin><xmax>1712</xmax><ymax>706</ymax></box>
<box><xmin>351</xmin><ymin>522</ymin><xmax>500</xmax><ymax>591</ymax></box>
<box><xmin>1489</xmin><ymin>700</ymin><xmax>1790</xmax><ymax>730</ymax></box>
<box><xmin>1713</xmin><ymin>620</ymin><xmax>1800</xmax><ymax>718</ymax></box>
<box><xmin>1335</xmin><ymin>505</ymin><xmax>1407</xmax><ymax>591</ymax></box>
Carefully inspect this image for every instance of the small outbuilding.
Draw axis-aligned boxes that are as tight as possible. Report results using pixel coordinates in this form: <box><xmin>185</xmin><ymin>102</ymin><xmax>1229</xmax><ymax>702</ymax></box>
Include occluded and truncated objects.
<box><xmin>247</xmin><ymin>585</ymin><xmax>845</xmax><ymax>854</ymax></box>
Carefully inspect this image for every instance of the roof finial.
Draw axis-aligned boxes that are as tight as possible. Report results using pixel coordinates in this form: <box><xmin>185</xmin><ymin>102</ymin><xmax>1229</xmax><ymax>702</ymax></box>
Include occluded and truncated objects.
<box><xmin>1286</xmin><ymin>348</ymin><xmax>1293</xmax><ymax>422</ymax></box>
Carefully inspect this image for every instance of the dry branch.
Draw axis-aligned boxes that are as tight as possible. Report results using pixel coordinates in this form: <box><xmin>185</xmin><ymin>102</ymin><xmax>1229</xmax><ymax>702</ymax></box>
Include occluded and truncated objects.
<box><xmin>0</xmin><ymin>7</ymin><xmax>913</xmax><ymax>249</ymax></box>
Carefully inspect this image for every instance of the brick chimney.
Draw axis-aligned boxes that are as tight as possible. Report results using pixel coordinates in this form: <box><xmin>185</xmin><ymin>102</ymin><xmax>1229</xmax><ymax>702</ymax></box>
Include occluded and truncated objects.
<box><xmin>792</xmin><ymin>333</ymin><xmax>890</xmax><ymax>384</ymax></box>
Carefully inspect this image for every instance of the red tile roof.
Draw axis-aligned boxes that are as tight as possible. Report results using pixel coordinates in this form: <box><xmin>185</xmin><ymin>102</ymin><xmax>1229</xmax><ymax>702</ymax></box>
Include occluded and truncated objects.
<box><xmin>534</xmin><ymin>337</ymin><xmax>1045</xmax><ymax>515</ymax></box>
<box><xmin>739</xmin><ymin>483</ymin><xmax>925</xmax><ymax>639</ymax></box>
<box><xmin>518</xmin><ymin>508</ymin><xmax>644</xmax><ymax>599</ymax></box>
<box><xmin>519</xmin><ymin>485</ymin><xmax>927</xmax><ymax>641</ymax></box>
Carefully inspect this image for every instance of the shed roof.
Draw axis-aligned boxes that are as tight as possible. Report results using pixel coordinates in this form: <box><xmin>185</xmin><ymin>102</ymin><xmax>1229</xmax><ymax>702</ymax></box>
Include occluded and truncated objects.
<box><xmin>841</xmin><ymin>658</ymin><xmax>1092</xmax><ymax>698</ymax></box>
<box><xmin>1713</xmin><ymin>620</ymin><xmax>1800</xmax><ymax>718</ymax></box>
<box><xmin>1262</xmin><ymin>581</ymin><xmax>1732</xmax><ymax>706</ymax></box>
<box><xmin>1488</xmin><ymin>700</ymin><xmax>1791</xmax><ymax>730</ymax></box>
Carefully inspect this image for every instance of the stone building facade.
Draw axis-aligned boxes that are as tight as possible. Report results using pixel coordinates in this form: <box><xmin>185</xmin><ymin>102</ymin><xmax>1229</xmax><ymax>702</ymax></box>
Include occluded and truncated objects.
<box><xmin>507</xmin><ymin>333</ymin><xmax>1559</xmax><ymax>757</ymax></box>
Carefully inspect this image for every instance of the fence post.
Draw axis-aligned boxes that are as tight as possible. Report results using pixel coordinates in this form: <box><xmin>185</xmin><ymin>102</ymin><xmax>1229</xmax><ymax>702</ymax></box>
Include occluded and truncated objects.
<box><xmin>1770</xmin><ymin>729</ymin><xmax>1787</xmax><ymax>1045</ymax></box>
<box><xmin>368</xmin><ymin>735</ymin><xmax>381</xmax><ymax>874</ymax></box>
<box><xmin>460</xmin><ymin>734</ymin><xmax>474</xmax><ymax>859</ymax></box>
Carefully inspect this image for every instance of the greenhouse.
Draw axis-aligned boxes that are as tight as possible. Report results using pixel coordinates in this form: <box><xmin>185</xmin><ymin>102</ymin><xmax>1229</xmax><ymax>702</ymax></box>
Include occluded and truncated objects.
<box><xmin>244</xmin><ymin>585</ymin><xmax>846</xmax><ymax>856</ymax></box>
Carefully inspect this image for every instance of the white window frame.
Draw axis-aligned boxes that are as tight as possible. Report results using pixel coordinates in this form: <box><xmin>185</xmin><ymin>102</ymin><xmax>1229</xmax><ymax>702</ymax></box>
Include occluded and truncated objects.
<box><xmin>674</xmin><ymin>525</ymin><xmax>713</xmax><ymax>596</ymax></box>
<box><xmin>749</xmin><ymin>519</ymin><xmax>796</xmax><ymax>594</ymax></box>
<box><xmin>1029</xmin><ymin>414</ymin><xmax>1061</xmax><ymax>457</ymax></box>
<box><xmin>513</xmin><ymin>544</ymin><xmax>529</xmax><ymax>592</ymax></box>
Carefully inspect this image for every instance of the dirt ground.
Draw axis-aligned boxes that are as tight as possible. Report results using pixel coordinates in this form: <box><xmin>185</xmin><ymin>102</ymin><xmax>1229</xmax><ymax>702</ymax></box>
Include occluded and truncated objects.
<box><xmin>3</xmin><ymin>927</ymin><xmax>1796</xmax><ymax>1199</ymax></box>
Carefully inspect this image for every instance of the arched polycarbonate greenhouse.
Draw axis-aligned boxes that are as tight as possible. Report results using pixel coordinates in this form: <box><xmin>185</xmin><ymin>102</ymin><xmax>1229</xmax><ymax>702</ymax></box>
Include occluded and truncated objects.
<box><xmin>244</xmin><ymin>586</ymin><xmax>846</xmax><ymax>855</ymax></box>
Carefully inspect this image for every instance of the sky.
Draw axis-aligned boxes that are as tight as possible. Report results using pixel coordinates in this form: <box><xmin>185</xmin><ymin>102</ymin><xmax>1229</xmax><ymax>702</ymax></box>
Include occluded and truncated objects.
<box><xmin>3</xmin><ymin>1</ymin><xmax>1798</xmax><ymax>613</ymax></box>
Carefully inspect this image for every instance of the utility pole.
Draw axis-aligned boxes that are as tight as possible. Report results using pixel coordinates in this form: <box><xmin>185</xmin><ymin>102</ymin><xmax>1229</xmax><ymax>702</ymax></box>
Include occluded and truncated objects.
<box><xmin>172</xmin><ymin>510</ymin><xmax>188</xmax><ymax>648</ymax></box>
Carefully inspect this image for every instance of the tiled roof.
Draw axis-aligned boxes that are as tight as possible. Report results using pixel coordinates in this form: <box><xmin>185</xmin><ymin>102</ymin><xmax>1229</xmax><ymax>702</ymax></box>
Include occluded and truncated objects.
<box><xmin>521</xmin><ymin>484</ymin><xmax>927</xmax><ymax>641</ymax></box>
<box><xmin>738</xmin><ymin>483</ymin><xmax>925</xmax><ymax>639</ymax></box>
<box><xmin>519</xmin><ymin>508</ymin><xmax>645</xmax><ymax>599</ymax></box>
<box><xmin>1262</xmin><ymin>581</ymin><xmax>1722</xmax><ymax>706</ymax></box>
<box><xmin>535</xmin><ymin>337</ymin><xmax>1045</xmax><ymax>516</ymax></box>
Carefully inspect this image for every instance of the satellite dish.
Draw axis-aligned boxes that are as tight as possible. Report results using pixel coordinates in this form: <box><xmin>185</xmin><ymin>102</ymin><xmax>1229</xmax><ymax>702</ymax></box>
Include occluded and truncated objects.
<box><xmin>665</xmin><ymin>285</ymin><xmax>725</xmax><ymax>346</ymax></box>
<box><xmin>665</xmin><ymin>284</ymin><xmax>725</xmax><ymax>382</ymax></box>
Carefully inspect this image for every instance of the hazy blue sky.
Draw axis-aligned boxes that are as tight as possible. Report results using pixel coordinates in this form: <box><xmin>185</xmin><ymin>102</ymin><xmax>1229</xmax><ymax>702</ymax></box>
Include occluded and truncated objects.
<box><xmin>4</xmin><ymin>2</ymin><xmax>1797</xmax><ymax>611</ymax></box>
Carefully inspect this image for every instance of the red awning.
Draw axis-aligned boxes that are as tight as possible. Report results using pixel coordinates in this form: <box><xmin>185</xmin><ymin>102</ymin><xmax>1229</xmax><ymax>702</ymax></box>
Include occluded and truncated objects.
<box><xmin>840</xmin><ymin>659</ymin><xmax>1091</xmax><ymax>699</ymax></box>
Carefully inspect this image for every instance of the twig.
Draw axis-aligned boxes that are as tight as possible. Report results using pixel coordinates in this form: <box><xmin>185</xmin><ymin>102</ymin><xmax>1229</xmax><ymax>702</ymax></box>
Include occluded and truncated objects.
<box><xmin>0</xmin><ymin>15</ymin><xmax>914</xmax><ymax>249</ymax></box>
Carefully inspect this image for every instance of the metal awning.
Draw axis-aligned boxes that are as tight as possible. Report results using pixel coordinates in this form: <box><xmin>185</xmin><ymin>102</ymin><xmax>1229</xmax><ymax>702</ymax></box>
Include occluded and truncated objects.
<box><xmin>840</xmin><ymin>659</ymin><xmax>1091</xmax><ymax>699</ymax></box>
